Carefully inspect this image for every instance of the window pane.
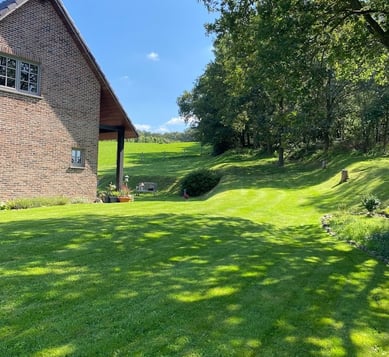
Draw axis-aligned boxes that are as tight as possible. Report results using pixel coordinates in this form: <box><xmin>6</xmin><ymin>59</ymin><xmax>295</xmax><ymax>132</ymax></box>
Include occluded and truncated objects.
<box><xmin>21</xmin><ymin>71</ymin><xmax>29</xmax><ymax>81</ymax></box>
<box><xmin>6</xmin><ymin>78</ymin><xmax>15</xmax><ymax>88</ymax></box>
<box><xmin>21</xmin><ymin>62</ymin><xmax>29</xmax><ymax>72</ymax></box>
<box><xmin>20</xmin><ymin>81</ymin><xmax>28</xmax><ymax>91</ymax></box>
<box><xmin>0</xmin><ymin>57</ymin><xmax>6</xmax><ymax>66</ymax></box>
<box><xmin>0</xmin><ymin>77</ymin><xmax>5</xmax><ymax>86</ymax></box>
<box><xmin>71</xmin><ymin>149</ymin><xmax>84</xmax><ymax>167</ymax></box>
<box><xmin>72</xmin><ymin>150</ymin><xmax>79</xmax><ymax>163</ymax></box>
<box><xmin>7</xmin><ymin>68</ymin><xmax>15</xmax><ymax>78</ymax></box>
<box><xmin>0</xmin><ymin>66</ymin><xmax>5</xmax><ymax>76</ymax></box>
<box><xmin>30</xmin><ymin>65</ymin><xmax>38</xmax><ymax>74</ymax></box>
<box><xmin>30</xmin><ymin>74</ymin><xmax>37</xmax><ymax>83</ymax></box>
<box><xmin>29</xmin><ymin>84</ymin><xmax>37</xmax><ymax>93</ymax></box>
<box><xmin>7</xmin><ymin>58</ymin><xmax>16</xmax><ymax>68</ymax></box>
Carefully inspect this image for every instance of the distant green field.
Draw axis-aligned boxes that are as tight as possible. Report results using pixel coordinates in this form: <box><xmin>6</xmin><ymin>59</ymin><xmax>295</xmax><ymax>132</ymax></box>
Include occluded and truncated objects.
<box><xmin>98</xmin><ymin>142</ymin><xmax>212</xmax><ymax>195</ymax></box>
<box><xmin>1</xmin><ymin>143</ymin><xmax>388</xmax><ymax>356</ymax></box>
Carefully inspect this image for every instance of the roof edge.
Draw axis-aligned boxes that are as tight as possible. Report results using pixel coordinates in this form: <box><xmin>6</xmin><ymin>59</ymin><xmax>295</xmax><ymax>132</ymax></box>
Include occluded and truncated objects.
<box><xmin>50</xmin><ymin>0</ymin><xmax>138</xmax><ymax>137</ymax></box>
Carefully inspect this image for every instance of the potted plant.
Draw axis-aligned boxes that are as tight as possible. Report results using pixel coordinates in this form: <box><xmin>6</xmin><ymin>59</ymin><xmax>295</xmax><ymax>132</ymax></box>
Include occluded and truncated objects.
<box><xmin>118</xmin><ymin>185</ymin><xmax>133</xmax><ymax>202</ymax></box>
<box><xmin>97</xmin><ymin>189</ymin><xmax>109</xmax><ymax>203</ymax></box>
<box><xmin>109</xmin><ymin>190</ymin><xmax>120</xmax><ymax>203</ymax></box>
<box><xmin>107</xmin><ymin>182</ymin><xmax>120</xmax><ymax>203</ymax></box>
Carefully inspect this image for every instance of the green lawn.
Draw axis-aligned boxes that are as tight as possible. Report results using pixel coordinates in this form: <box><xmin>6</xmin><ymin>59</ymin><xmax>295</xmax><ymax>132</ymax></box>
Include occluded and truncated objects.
<box><xmin>1</xmin><ymin>143</ymin><xmax>388</xmax><ymax>356</ymax></box>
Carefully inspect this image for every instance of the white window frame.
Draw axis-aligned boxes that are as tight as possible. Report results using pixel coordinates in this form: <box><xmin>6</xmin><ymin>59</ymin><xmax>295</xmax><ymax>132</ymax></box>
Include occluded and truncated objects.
<box><xmin>71</xmin><ymin>148</ymin><xmax>85</xmax><ymax>169</ymax></box>
<box><xmin>0</xmin><ymin>54</ymin><xmax>40</xmax><ymax>95</ymax></box>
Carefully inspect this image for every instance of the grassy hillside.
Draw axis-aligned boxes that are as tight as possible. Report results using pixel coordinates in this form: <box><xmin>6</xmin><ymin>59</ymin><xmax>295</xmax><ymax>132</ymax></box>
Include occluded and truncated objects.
<box><xmin>99</xmin><ymin>142</ymin><xmax>388</xmax><ymax>212</ymax></box>
<box><xmin>98</xmin><ymin>142</ymin><xmax>211</xmax><ymax>194</ymax></box>
<box><xmin>1</xmin><ymin>143</ymin><xmax>388</xmax><ymax>356</ymax></box>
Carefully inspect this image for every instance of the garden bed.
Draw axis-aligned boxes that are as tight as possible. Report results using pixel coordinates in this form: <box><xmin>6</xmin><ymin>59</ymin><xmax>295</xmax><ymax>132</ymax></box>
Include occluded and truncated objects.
<box><xmin>322</xmin><ymin>213</ymin><xmax>389</xmax><ymax>264</ymax></box>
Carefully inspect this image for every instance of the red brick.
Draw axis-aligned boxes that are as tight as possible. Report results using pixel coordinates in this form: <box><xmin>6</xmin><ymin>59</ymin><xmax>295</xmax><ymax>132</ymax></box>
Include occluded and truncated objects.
<box><xmin>0</xmin><ymin>0</ymin><xmax>100</xmax><ymax>201</ymax></box>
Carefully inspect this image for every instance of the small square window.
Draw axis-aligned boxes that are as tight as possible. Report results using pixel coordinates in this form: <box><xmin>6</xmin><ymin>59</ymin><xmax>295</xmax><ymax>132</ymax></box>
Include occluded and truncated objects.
<box><xmin>71</xmin><ymin>149</ymin><xmax>85</xmax><ymax>168</ymax></box>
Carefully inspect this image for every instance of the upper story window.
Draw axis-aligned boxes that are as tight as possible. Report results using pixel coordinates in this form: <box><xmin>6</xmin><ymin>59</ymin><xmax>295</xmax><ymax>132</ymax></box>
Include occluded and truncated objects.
<box><xmin>0</xmin><ymin>54</ymin><xmax>40</xmax><ymax>95</ymax></box>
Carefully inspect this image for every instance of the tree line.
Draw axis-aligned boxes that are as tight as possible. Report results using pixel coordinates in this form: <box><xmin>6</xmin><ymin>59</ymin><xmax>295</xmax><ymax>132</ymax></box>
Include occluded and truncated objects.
<box><xmin>129</xmin><ymin>129</ymin><xmax>197</xmax><ymax>143</ymax></box>
<box><xmin>178</xmin><ymin>0</ymin><xmax>388</xmax><ymax>163</ymax></box>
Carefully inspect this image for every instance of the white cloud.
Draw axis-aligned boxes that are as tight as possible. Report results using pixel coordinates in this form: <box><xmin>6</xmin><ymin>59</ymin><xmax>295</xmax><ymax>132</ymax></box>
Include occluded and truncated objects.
<box><xmin>167</xmin><ymin>115</ymin><xmax>198</xmax><ymax>128</ymax></box>
<box><xmin>147</xmin><ymin>52</ymin><xmax>160</xmax><ymax>61</ymax></box>
<box><xmin>135</xmin><ymin>124</ymin><xmax>151</xmax><ymax>131</ymax></box>
<box><xmin>166</xmin><ymin>117</ymin><xmax>185</xmax><ymax>126</ymax></box>
<box><xmin>135</xmin><ymin>117</ymin><xmax>190</xmax><ymax>134</ymax></box>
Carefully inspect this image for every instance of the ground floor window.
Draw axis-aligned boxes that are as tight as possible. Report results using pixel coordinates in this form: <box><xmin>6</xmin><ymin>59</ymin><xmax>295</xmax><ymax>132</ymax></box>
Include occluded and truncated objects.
<box><xmin>71</xmin><ymin>148</ymin><xmax>85</xmax><ymax>168</ymax></box>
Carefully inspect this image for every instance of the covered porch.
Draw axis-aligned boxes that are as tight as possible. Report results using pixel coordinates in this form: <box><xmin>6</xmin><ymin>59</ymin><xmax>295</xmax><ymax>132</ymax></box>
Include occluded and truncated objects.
<box><xmin>99</xmin><ymin>85</ymin><xmax>138</xmax><ymax>190</ymax></box>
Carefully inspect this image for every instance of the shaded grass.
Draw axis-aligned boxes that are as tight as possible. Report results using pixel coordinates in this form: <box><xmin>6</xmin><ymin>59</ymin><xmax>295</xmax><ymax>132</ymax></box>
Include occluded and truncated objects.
<box><xmin>1</xmin><ymin>206</ymin><xmax>388</xmax><ymax>356</ymax></box>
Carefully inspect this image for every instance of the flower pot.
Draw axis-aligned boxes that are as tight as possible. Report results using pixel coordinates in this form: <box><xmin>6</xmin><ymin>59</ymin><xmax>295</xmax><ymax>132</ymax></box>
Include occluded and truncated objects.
<box><xmin>118</xmin><ymin>197</ymin><xmax>131</xmax><ymax>202</ymax></box>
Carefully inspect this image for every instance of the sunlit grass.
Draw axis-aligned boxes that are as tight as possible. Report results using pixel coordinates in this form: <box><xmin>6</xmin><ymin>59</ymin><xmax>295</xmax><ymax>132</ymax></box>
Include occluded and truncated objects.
<box><xmin>1</xmin><ymin>144</ymin><xmax>388</xmax><ymax>356</ymax></box>
<box><xmin>330</xmin><ymin>214</ymin><xmax>389</xmax><ymax>260</ymax></box>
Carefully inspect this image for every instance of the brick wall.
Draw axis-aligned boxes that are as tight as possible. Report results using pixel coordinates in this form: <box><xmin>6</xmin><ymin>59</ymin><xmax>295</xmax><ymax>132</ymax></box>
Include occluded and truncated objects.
<box><xmin>0</xmin><ymin>0</ymin><xmax>100</xmax><ymax>202</ymax></box>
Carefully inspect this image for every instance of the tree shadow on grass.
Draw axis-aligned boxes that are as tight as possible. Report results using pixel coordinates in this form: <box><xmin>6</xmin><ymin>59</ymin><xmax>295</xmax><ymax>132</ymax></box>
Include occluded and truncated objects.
<box><xmin>0</xmin><ymin>213</ymin><xmax>388</xmax><ymax>356</ymax></box>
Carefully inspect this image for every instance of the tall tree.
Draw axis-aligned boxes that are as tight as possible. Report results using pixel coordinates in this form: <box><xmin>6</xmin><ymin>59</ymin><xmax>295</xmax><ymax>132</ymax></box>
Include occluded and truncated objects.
<box><xmin>185</xmin><ymin>0</ymin><xmax>388</xmax><ymax>157</ymax></box>
<box><xmin>178</xmin><ymin>61</ymin><xmax>238</xmax><ymax>154</ymax></box>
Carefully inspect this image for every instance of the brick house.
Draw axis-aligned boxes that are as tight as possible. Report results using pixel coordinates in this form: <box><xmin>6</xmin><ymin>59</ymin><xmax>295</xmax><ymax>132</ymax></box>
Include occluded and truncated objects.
<box><xmin>0</xmin><ymin>0</ymin><xmax>137</xmax><ymax>202</ymax></box>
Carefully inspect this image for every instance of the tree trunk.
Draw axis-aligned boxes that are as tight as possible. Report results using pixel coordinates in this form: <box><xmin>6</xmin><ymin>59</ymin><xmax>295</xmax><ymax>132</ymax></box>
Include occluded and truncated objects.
<box><xmin>324</xmin><ymin>71</ymin><xmax>334</xmax><ymax>152</ymax></box>
<box><xmin>278</xmin><ymin>147</ymin><xmax>284</xmax><ymax>167</ymax></box>
<box><xmin>363</xmin><ymin>123</ymin><xmax>372</xmax><ymax>153</ymax></box>
<box><xmin>323</xmin><ymin>130</ymin><xmax>331</xmax><ymax>152</ymax></box>
<box><xmin>382</xmin><ymin>114</ymin><xmax>389</xmax><ymax>151</ymax></box>
<box><xmin>240</xmin><ymin>133</ymin><xmax>245</xmax><ymax>147</ymax></box>
<box><xmin>350</xmin><ymin>0</ymin><xmax>389</xmax><ymax>50</ymax></box>
<box><xmin>246</xmin><ymin>131</ymin><xmax>251</xmax><ymax>147</ymax></box>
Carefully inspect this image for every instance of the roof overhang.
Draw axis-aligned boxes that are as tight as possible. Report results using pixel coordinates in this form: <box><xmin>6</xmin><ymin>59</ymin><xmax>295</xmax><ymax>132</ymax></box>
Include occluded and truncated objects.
<box><xmin>99</xmin><ymin>85</ymin><xmax>138</xmax><ymax>140</ymax></box>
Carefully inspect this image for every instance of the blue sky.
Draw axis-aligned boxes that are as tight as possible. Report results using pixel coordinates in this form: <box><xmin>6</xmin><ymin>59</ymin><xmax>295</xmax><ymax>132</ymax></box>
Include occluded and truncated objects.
<box><xmin>61</xmin><ymin>0</ymin><xmax>216</xmax><ymax>133</ymax></box>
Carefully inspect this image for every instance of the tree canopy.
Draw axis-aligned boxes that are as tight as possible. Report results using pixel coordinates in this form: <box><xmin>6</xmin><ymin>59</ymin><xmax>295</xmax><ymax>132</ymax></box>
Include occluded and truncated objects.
<box><xmin>178</xmin><ymin>0</ymin><xmax>388</xmax><ymax>161</ymax></box>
